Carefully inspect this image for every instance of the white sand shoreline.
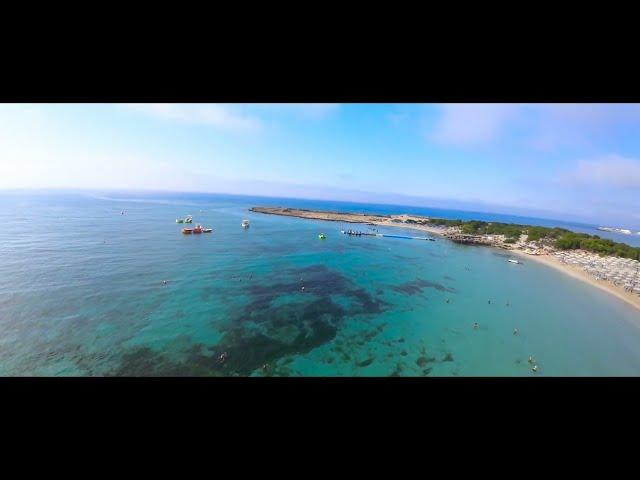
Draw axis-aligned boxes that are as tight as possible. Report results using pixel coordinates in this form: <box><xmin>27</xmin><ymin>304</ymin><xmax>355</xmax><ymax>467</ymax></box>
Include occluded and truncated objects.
<box><xmin>510</xmin><ymin>250</ymin><xmax>640</xmax><ymax>313</ymax></box>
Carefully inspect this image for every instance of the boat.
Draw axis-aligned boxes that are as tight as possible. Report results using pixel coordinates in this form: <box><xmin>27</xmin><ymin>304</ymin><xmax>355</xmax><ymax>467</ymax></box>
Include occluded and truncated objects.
<box><xmin>598</xmin><ymin>226</ymin><xmax>632</xmax><ymax>235</ymax></box>
<box><xmin>202</xmin><ymin>228</ymin><xmax>213</xmax><ymax>233</ymax></box>
<box><xmin>182</xmin><ymin>228</ymin><xmax>193</xmax><ymax>234</ymax></box>
<box><xmin>176</xmin><ymin>218</ymin><xmax>184</xmax><ymax>224</ymax></box>
<box><xmin>241</xmin><ymin>219</ymin><xmax>250</xmax><ymax>228</ymax></box>
<box><xmin>508</xmin><ymin>259</ymin><xmax>521</xmax><ymax>264</ymax></box>
<box><xmin>319</xmin><ymin>233</ymin><xmax>326</xmax><ymax>240</ymax></box>
<box><xmin>193</xmin><ymin>225</ymin><xmax>203</xmax><ymax>234</ymax></box>
<box><xmin>184</xmin><ymin>216</ymin><xmax>193</xmax><ymax>224</ymax></box>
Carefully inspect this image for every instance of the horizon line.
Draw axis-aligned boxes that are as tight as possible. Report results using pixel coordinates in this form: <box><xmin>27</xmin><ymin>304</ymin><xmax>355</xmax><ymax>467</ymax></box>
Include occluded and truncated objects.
<box><xmin>0</xmin><ymin>185</ymin><xmax>607</xmax><ymax>229</ymax></box>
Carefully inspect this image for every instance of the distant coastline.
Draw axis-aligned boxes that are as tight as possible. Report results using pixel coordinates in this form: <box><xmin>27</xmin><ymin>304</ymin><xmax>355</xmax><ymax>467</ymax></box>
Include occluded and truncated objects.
<box><xmin>250</xmin><ymin>206</ymin><xmax>640</xmax><ymax>314</ymax></box>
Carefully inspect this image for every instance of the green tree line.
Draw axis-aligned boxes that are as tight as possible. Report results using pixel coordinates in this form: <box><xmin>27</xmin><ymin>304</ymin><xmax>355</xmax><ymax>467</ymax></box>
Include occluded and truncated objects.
<box><xmin>426</xmin><ymin>218</ymin><xmax>640</xmax><ymax>260</ymax></box>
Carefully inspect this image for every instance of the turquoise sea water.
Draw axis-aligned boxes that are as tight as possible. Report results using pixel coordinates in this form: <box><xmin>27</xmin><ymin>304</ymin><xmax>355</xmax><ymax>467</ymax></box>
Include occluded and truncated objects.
<box><xmin>1</xmin><ymin>190</ymin><xmax>640</xmax><ymax>376</ymax></box>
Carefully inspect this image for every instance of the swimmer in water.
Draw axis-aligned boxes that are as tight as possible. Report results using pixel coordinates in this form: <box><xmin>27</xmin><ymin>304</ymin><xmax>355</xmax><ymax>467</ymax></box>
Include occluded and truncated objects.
<box><xmin>532</xmin><ymin>365</ymin><xmax>538</xmax><ymax>373</ymax></box>
<box><xmin>488</xmin><ymin>300</ymin><xmax>491</xmax><ymax>304</ymax></box>
<box><xmin>513</xmin><ymin>328</ymin><xmax>519</xmax><ymax>335</ymax></box>
<box><xmin>162</xmin><ymin>280</ymin><xmax>167</xmax><ymax>286</ymax></box>
<box><xmin>528</xmin><ymin>356</ymin><xmax>534</xmax><ymax>364</ymax></box>
<box><xmin>301</xmin><ymin>286</ymin><xmax>305</xmax><ymax>291</ymax></box>
<box><xmin>473</xmin><ymin>322</ymin><xmax>479</xmax><ymax>330</ymax></box>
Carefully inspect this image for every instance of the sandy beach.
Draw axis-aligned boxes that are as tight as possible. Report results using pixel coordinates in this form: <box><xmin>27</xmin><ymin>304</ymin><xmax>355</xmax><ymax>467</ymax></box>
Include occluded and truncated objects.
<box><xmin>511</xmin><ymin>250</ymin><xmax>640</xmax><ymax>313</ymax></box>
<box><xmin>251</xmin><ymin>206</ymin><xmax>640</xmax><ymax>314</ymax></box>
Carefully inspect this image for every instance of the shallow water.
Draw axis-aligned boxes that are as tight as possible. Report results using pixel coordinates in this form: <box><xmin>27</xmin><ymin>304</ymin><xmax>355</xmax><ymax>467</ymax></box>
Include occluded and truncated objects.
<box><xmin>1</xmin><ymin>190</ymin><xmax>639</xmax><ymax>376</ymax></box>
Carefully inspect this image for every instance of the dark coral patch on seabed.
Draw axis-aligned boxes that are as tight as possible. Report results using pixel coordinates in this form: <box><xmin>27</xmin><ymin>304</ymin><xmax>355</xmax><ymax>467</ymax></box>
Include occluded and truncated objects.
<box><xmin>390</xmin><ymin>278</ymin><xmax>456</xmax><ymax>296</ymax></box>
<box><xmin>356</xmin><ymin>356</ymin><xmax>375</xmax><ymax>368</ymax></box>
<box><xmin>107</xmin><ymin>264</ymin><xmax>390</xmax><ymax>376</ymax></box>
<box><xmin>416</xmin><ymin>355</ymin><xmax>436</xmax><ymax>368</ymax></box>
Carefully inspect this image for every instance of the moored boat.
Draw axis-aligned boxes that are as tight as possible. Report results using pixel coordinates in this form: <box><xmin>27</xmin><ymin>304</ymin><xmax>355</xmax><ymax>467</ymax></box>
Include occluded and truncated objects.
<box><xmin>182</xmin><ymin>228</ymin><xmax>193</xmax><ymax>234</ymax></box>
<box><xmin>508</xmin><ymin>258</ymin><xmax>521</xmax><ymax>264</ymax></box>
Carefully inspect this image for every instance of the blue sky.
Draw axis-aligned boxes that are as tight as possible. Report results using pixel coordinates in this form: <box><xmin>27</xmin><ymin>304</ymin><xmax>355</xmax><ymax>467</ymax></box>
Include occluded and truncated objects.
<box><xmin>1</xmin><ymin>103</ymin><xmax>640</xmax><ymax>227</ymax></box>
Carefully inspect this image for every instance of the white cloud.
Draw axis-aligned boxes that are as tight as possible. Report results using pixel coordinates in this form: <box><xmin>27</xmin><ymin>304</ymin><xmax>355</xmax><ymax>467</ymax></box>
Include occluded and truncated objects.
<box><xmin>429</xmin><ymin>104</ymin><xmax>519</xmax><ymax>146</ymax></box>
<box><xmin>124</xmin><ymin>103</ymin><xmax>264</xmax><ymax>134</ymax></box>
<box><xmin>123</xmin><ymin>103</ymin><xmax>340</xmax><ymax>133</ymax></box>
<box><xmin>0</xmin><ymin>143</ymin><xmax>200</xmax><ymax>191</ymax></box>
<box><xmin>568</xmin><ymin>155</ymin><xmax>640</xmax><ymax>188</ymax></box>
<box><xmin>243</xmin><ymin>103</ymin><xmax>340</xmax><ymax>119</ymax></box>
<box><xmin>428</xmin><ymin>103</ymin><xmax>640</xmax><ymax>150</ymax></box>
<box><xmin>0</xmin><ymin>106</ymin><xmax>207</xmax><ymax>191</ymax></box>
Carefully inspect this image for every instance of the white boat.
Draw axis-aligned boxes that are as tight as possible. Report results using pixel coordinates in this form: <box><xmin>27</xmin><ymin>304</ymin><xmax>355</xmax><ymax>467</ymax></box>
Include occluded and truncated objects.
<box><xmin>241</xmin><ymin>219</ymin><xmax>250</xmax><ymax>228</ymax></box>
<box><xmin>598</xmin><ymin>226</ymin><xmax>632</xmax><ymax>235</ymax></box>
<box><xmin>508</xmin><ymin>259</ymin><xmax>521</xmax><ymax>264</ymax></box>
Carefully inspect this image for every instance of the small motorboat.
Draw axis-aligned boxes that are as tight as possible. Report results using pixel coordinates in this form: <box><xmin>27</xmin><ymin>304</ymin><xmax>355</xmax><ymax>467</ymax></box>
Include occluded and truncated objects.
<box><xmin>193</xmin><ymin>225</ymin><xmax>203</xmax><ymax>234</ymax></box>
<box><xmin>176</xmin><ymin>218</ymin><xmax>184</xmax><ymax>223</ymax></box>
<box><xmin>318</xmin><ymin>233</ymin><xmax>326</xmax><ymax>240</ymax></box>
<box><xmin>182</xmin><ymin>228</ymin><xmax>193</xmax><ymax>234</ymax></box>
<box><xmin>508</xmin><ymin>259</ymin><xmax>521</xmax><ymax>264</ymax></box>
<box><xmin>241</xmin><ymin>219</ymin><xmax>250</xmax><ymax>228</ymax></box>
<box><xmin>202</xmin><ymin>228</ymin><xmax>213</xmax><ymax>233</ymax></box>
<box><xmin>184</xmin><ymin>216</ymin><xmax>193</xmax><ymax>224</ymax></box>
